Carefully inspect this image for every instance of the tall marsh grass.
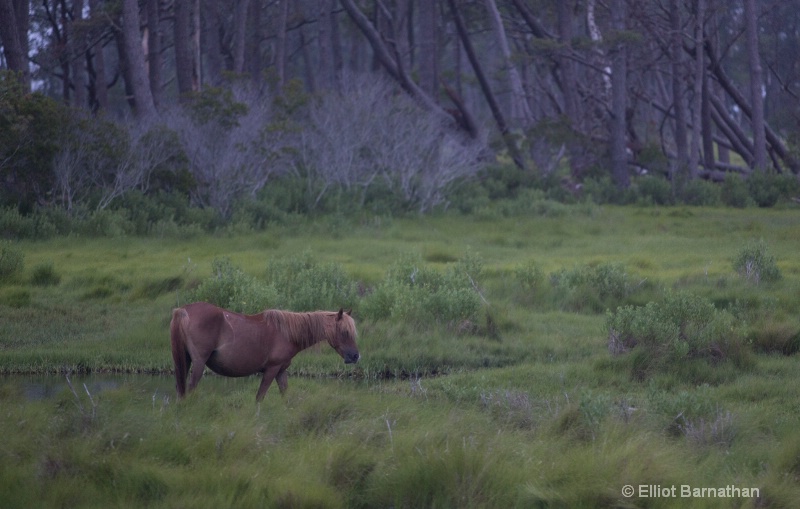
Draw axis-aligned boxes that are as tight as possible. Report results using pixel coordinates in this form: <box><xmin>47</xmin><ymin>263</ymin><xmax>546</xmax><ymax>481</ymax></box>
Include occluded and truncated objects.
<box><xmin>2</xmin><ymin>207</ymin><xmax>800</xmax><ymax>507</ymax></box>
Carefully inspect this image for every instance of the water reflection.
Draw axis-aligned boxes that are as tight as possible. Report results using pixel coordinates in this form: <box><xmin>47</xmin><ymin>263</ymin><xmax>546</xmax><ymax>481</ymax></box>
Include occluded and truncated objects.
<box><xmin>3</xmin><ymin>373</ymin><xmax>176</xmax><ymax>401</ymax></box>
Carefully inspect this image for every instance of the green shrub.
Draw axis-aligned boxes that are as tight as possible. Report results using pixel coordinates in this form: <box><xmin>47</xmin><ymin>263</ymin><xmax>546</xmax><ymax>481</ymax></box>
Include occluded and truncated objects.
<box><xmin>361</xmin><ymin>252</ymin><xmax>484</xmax><ymax>328</ymax></box>
<box><xmin>550</xmin><ymin>262</ymin><xmax>633</xmax><ymax>312</ymax></box>
<box><xmin>635</xmin><ymin>176</ymin><xmax>674</xmax><ymax>206</ymax></box>
<box><xmin>747</xmin><ymin>171</ymin><xmax>781</xmax><ymax>207</ymax></box>
<box><xmin>75</xmin><ymin>209</ymin><xmax>133</xmax><ymax>238</ymax></box>
<box><xmin>0</xmin><ymin>240</ymin><xmax>24</xmax><ymax>281</ymax></box>
<box><xmin>0</xmin><ymin>208</ymin><xmax>37</xmax><ymax>238</ymax></box>
<box><xmin>264</xmin><ymin>251</ymin><xmax>358</xmax><ymax>311</ymax></box>
<box><xmin>721</xmin><ymin>175</ymin><xmax>753</xmax><ymax>208</ymax></box>
<box><xmin>189</xmin><ymin>258</ymin><xmax>276</xmax><ymax>313</ymax></box>
<box><xmin>606</xmin><ymin>291</ymin><xmax>749</xmax><ymax>379</ymax></box>
<box><xmin>680</xmin><ymin>179</ymin><xmax>721</xmax><ymax>206</ymax></box>
<box><xmin>733</xmin><ymin>240</ymin><xmax>781</xmax><ymax>284</ymax></box>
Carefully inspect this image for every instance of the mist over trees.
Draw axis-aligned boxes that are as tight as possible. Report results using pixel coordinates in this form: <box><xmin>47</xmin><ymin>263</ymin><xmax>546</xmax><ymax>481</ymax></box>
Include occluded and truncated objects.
<box><xmin>1</xmin><ymin>0</ymin><xmax>799</xmax><ymax>219</ymax></box>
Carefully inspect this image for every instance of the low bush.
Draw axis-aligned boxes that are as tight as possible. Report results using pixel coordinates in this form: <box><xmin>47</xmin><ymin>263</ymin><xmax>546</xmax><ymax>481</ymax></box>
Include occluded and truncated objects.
<box><xmin>733</xmin><ymin>239</ymin><xmax>781</xmax><ymax>284</ymax></box>
<box><xmin>550</xmin><ymin>262</ymin><xmax>635</xmax><ymax>313</ymax></box>
<box><xmin>188</xmin><ymin>258</ymin><xmax>276</xmax><ymax>313</ymax></box>
<box><xmin>721</xmin><ymin>175</ymin><xmax>753</xmax><ymax>208</ymax></box>
<box><xmin>680</xmin><ymin>178</ymin><xmax>722</xmax><ymax>206</ymax></box>
<box><xmin>361</xmin><ymin>252</ymin><xmax>485</xmax><ymax>328</ymax></box>
<box><xmin>606</xmin><ymin>291</ymin><xmax>750</xmax><ymax>380</ymax></box>
<box><xmin>264</xmin><ymin>251</ymin><xmax>358</xmax><ymax>311</ymax></box>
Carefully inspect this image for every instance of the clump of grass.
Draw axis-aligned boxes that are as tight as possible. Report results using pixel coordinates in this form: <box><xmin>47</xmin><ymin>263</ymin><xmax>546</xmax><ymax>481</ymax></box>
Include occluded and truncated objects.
<box><xmin>607</xmin><ymin>290</ymin><xmax>750</xmax><ymax>380</ymax></box>
<box><xmin>733</xmin><ymin>239</ymin><xmax>781</xmax><ymax>284</ymax></box>
<box><xmin>678</xmin><ymin>409</ymin><xmax>736</xmax><ymax>447</ymax></box>
<box><xmin>30</xmin><ymin>262</ymin><xmax>61</xmax><ymax>287</ymax></box>
<box><xmin>748</xmin><ymin>319</ymin><xmax>800</xmax><ymax>355</ymax></box>
<box><xmin>130</xmin><ymin>276</ymin><xmax>182</xmax><ymax>300</ymax></box>
<box><xmin>0</xmin><ymin>240</ymin><xmax>24</xmax><ymax>282</ymax></box>
<box><xmin>480</xmin><ymin>389</ymin><xmax>534</xmax><ymax>429</ymax></box>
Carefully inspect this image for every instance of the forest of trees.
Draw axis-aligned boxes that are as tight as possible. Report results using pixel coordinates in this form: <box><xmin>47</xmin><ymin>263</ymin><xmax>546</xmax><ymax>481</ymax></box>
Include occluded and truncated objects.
<box><xmin>1</xmin><ymin>0</ymin><xmax>799</xmax><ymax>219</ymax></box>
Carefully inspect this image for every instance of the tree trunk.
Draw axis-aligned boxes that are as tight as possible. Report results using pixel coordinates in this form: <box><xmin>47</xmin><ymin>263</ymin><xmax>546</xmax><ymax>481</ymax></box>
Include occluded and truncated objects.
<box><xmin>232</xmin><ymin>0</ymin><xmax>251</xmax><ymax>74</ymax></box>
<box><xmin>484</xmin><ymin>0</ymin><xmax>532</xmax><ymax>127</ymax></box>
<box><xmin>557</xmin><ymin>0</ymin><xmax>578</xmax><ymax>124</ymax></box>
<box><xmin>146</xmin><ymin>0</ymin><xmax>161</xmax><ymax>107</ymax></box>
<box><xmin>609</xmin><ymin>0</ymin><xmax>628</xmax><ymax>188</ymax></box>
<box><xmin>88</xmin><ymin>0</ymin><xmax>108</xmax><ymax>111</ymax></box>
<box><xmin>669</xmin><ymin>0</ymin><xmax>689</xmax><ymax>180</ymax></box>
<box><xmin>174</xmin><ymin>0</ymin><xmax>195</xmax><ymax>97</ymax></box>
<box><xmin>688</xmin><ymin>0</ymin><xmax>704</xmax><ymax>178</ymax></box>
<box><xmin>318</xmin><ymin>0</ymin><xmax>339</xmax><ymax>91</ymax></box>
<box><xmin>744</xmin><ymin>0</ymin><xmax>767</xmax><ymax>171</ymax></box>
<box><xmin>275</xmin><ymin>0</ymin><xmax>289</xmax><ymax>87</ymax></box>
<box><xmin>339</xmin><ymin>0</ymin><xmax>445</xmax><ymax>116</ymax></box>
<box><xmin>0</xmin><ymin>0</ymin><xmax>29</xmax><ymax>89</ymax></box>
<box><xmin>121</xmin><ymin>0</ymin><xmax>157</xmax><ymax>117</ymax></box>
<box><xmin>701</xmin><ymin>63</ymin><xmax>715</xmax><ymax>171</ymax></box>
<box><xmin>71</xmin><ymin>0</ymin><xmax>87</xmax><ymax>108</ymax></box>
<box><xmin>201</xmin><ymin>0</ymin><xmax>223</xmax><ymax>85</ymax></box>
<box><xmin>418</xmin><ymin>0</ymin><xmax>438</xmax><ymax>99</ymax></box>
<box><xmin>446</xmin><ymin>0</ymin><xmax>524</xmax><ymax>169</ymax></box>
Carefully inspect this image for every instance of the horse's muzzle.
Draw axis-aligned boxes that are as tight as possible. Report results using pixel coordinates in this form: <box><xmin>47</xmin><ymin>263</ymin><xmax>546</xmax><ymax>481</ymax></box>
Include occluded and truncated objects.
<box><xmin>344</xmin><ymin>351</ymin><xmax>360</xmax><ymax>364</ymax></box>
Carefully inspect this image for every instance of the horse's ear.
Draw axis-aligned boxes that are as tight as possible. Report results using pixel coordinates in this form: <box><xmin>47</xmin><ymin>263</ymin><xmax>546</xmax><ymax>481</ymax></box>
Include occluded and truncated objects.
<box><xmin>346</xmin><ymin>309</ymin><xmax>352</xmax><ymax>316</ymax></box>
<box><xmin>337</xmin><ymin>308</ymin><xmax>344</xmax><ymax>320</ymax></box>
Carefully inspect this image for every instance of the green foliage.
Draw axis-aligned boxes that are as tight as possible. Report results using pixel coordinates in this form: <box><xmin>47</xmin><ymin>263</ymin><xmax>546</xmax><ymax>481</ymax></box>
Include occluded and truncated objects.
<box><xmin>0</xmin><ymin>240</ymin><xmax>24</xmax><ymax>281</ymax></box>
<box><xmin>721</xmin><ymin>174</ymin><xmax>753</xmax><ymax>208</ymax></box>
<box><xmin>747</xmin><ymin>171</ymin><xmax>781</xmax><ymax>207</ymax></box>
<box><xmin>189</xmin><ymin>258</ymin><xmax>276</xmax><ymax>314</ymax></box>
<box><xmin>264</xmin><ymin>251</ymin><xmax>358</xmax><ymax>311</ymax></box>
<box><xmin>184</xmin><ymin>87</ymin><xmax>248</xmax><ymax>127</ymax></box>
<box><xmin>607</xmin><ymin>291</ymin><xmax>750</xmax><ymax>380</ymax></box>
<box><xmin>679</xmin><ymin>178</ymin><xmax>722</xmax><ymax>206</ymax></box>
<box><xmin>733</xmin><ymin>239</ymin><xmax>781</xmax><ymax>284</ymax></box>
<box><xmin>0</xmin><ymin>207</ymin><xmax>38</xmax><ymax>238</ymax></box>
<box><xmin>361</xmin><ymin>252</ymin><xmax>484</xmax><ymax>328</ymax></box>
<box><xmin>0</xmin><ymin>73</ymin><xmax>70</xmax><ymax>210</ymax></box>
<box><xmin>550</xmin><ymin>262</ymin><xmax>633</xmax><ymax>312</ymax></box>
<box><xmin>634</xmin><ymin>176</ymin><xmax>674</xmax><ymax>205</ymax></box>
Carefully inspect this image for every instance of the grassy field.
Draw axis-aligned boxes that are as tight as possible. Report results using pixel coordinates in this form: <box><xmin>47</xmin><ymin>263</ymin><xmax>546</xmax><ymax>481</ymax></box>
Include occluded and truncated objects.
<box><xmin>1</xmin><ymin>205</ymin><xmax>800</xmax><ymax>507</ymax></box>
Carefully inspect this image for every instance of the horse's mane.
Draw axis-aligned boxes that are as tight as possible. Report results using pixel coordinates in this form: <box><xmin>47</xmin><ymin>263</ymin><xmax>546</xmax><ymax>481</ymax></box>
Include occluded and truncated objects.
<box><xmin>262</xmin><ymin>309</ymin><xmax>354</xmax><ymax>350</ymax></box>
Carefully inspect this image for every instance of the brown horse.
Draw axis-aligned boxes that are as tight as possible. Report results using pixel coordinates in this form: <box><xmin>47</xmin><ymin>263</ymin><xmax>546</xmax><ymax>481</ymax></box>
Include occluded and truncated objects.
<box><xmin>170</xmin><ymin>302</ymin><xmax>359</xmax><ymax>401</ymax></box>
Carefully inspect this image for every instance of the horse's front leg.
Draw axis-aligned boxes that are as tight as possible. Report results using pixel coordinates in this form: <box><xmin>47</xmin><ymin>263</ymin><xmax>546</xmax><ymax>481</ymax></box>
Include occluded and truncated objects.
<box><xmin>256</xmin><ymin>365</ymin><xmax>283</xmax><ymax>402</ymax></box>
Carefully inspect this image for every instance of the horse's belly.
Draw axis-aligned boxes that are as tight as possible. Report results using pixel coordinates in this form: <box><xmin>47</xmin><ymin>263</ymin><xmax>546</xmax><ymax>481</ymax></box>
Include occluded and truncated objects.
<box><xmin>206</xmin><ymin>350</ymin><xmax>264</xmax><ymax>377</ymax></box>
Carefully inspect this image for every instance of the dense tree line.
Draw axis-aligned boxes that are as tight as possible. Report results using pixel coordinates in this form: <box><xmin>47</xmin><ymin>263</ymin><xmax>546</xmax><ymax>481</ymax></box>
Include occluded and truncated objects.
<box><xmin>1</xmin><ymin>0</ymin><xmax>799</xmax><ymax>217</ymax></box>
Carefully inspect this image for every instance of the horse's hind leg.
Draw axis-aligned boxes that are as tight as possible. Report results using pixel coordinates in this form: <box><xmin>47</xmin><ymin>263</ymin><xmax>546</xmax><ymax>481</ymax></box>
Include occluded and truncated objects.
<box><xmin>187</xmin><ymin>362</ymin><xmax>206</xmax><ymax>393</ymax></box>
<box><xmin>276</xmin><ymin>368</ymin><xmax>289</xmax><ymax>395</ymax></box>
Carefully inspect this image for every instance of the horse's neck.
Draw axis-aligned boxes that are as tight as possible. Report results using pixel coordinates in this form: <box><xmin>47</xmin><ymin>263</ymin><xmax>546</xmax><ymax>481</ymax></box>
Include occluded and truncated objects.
<box><xmin>293</xmin><ymin>313</ymin><xmax>327</xmax><ymax>351</ymax></box>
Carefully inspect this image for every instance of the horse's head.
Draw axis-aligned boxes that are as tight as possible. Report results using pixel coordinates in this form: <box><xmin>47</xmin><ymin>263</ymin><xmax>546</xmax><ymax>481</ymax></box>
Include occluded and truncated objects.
<box><xmin>331</xmin><ymin>309</ymin><xmax>360</xmax><ymax>364</ymax></box>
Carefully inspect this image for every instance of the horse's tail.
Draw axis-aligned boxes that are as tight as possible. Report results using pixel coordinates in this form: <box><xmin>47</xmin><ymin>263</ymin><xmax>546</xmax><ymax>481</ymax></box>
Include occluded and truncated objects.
<box><xmin>170</xmin><ymin>307</ymin><xmax>190</xmax><ymax>398</ymax></box>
